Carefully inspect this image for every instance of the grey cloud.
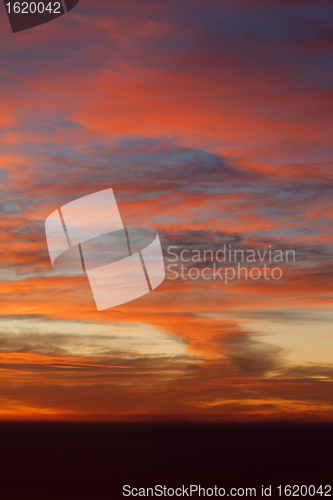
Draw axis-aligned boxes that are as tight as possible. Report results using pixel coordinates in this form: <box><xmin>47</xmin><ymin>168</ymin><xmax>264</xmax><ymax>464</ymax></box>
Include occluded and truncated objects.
<box><xmin>223</xmin><ymin>333</ymin><xmax>284</xmax><ymax>377</ymax></box>
<box><xmin>0</xmin><ymin>330</ymin><xmax>195</xmax><ymax>376</ymax></box>
<box><xmin>0</xmin><ymin>202</ymin><xmax>21</xmax><ymax>214</ymax></box>
<box><xmin>0</xmin><ymin>326</ymin><xmax>194</xmax><ymax>365</ymax></box>
<box><xmin>281</xmin><ymin>364</ymin><xmax>333</xmax><ymax>381</ymax></box>
<box><xmin>221</xmin><ymin>308</ymin><xmax>333</xmax><ymax>325</ymax></box>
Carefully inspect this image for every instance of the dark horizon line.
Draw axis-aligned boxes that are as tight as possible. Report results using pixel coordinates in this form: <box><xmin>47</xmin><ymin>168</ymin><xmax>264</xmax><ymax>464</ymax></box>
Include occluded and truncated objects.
<box><xmin>0</xmin><ymin>419</ymin><xmax>333</xmax><ymax>425</ymax></box>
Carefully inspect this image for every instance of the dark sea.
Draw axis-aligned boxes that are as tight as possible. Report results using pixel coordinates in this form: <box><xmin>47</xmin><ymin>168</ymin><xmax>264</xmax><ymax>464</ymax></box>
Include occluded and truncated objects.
<box><xmin>0</xmin><ymin>423</ymin><xmax>332</xmax><ymax>499</ymax></box>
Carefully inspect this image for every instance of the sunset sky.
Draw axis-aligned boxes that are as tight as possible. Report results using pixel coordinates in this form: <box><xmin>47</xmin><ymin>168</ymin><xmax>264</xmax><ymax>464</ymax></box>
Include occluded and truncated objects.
<box><xmin>0</xmin><ymin>0</ymin><xmax>333</xmax><ymax>421</ymax></box>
